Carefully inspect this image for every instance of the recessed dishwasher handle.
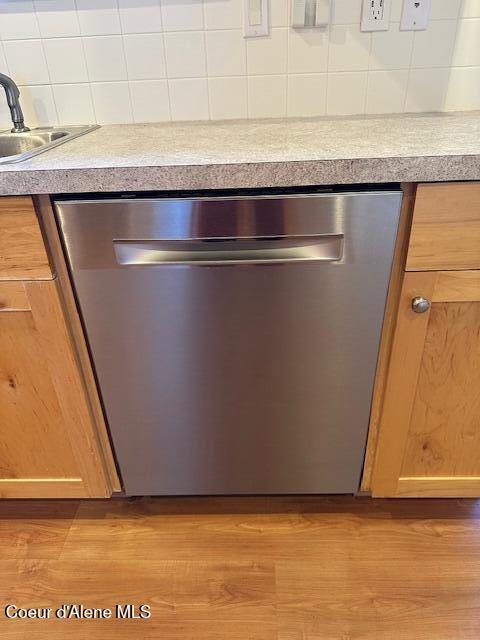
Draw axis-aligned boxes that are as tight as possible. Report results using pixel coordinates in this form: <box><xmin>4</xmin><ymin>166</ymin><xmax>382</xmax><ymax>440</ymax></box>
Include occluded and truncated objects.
<box><xmin>114</xmin><ymin>235</ymin><xmax>344</xmax><ymax>266</ymax></box>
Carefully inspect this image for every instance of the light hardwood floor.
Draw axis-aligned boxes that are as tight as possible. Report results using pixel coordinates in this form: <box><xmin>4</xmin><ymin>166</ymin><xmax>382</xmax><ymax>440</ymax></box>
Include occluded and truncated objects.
<box><xmin>1</xmin><ymin>497</ymin><xmax>480</xmax><ymax>639</ymax></box>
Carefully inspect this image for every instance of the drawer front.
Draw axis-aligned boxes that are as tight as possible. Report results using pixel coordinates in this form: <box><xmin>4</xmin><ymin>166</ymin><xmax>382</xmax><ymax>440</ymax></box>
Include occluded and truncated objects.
<box><xmin>406</xmin><ymin>182</ymin><xmax>480</xmax><ymax>271</ymax></box>
<box><xmin>0</xmin><ymin>196</ymin><xmax>52</xmax><ymax>280</ymax></box>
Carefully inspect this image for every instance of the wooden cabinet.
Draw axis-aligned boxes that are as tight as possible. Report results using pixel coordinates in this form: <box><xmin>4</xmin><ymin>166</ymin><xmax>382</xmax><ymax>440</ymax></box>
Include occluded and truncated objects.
<box><xmin>0</xmin><ymin>197</ymin><xmax>119</xmax><ymax>498</ymax></box>
<box><xmin>0</xmin><ymin>196</ymin><xmax>52</xmax><ymax>280</ymax></box>
<box><xmin>369</xmin><ymin>183</ymin><xmax>480</xmax><ymax>497</ymax></box>
<box><xmin>407</xmin><ymin>182</ymin><xmax>480</xmax><ymax>271</ymax></box>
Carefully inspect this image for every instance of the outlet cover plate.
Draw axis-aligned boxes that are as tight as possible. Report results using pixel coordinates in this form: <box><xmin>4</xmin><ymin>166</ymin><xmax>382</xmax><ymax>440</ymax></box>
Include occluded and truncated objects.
<box><xmin>361</xmin><ymin>0</ymin><xmax>391</xmax><ymax>31</ymax></box>
<box><xmin>400</xmin><ymin>0</ymin><xmax>431</xmax><ymax>30</ymax></box>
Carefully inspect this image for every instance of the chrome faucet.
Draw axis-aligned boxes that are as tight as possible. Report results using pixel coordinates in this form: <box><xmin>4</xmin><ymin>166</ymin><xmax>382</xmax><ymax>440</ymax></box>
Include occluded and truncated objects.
<box><xmin>0</xmin><ymin>73</ymin><xmax>29</xmax><ymax>133</ymax></box>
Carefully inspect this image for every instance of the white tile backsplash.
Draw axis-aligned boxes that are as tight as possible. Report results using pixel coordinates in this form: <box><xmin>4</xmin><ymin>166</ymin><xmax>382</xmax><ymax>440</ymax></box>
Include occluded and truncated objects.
<box><xmin>288</xmin><ymin>29</ymin><xmax>328</xmax><ymax>74</ymax></box>
<box><xmin>34</xmin><ymin>0</ymin><xmax>80</xmax><ymax>38</ymax></box>
<box><xmin>164</xmin><ymin>31</ymin><xmax>206</xmax><ymax>78</ymax></box>
<box><xmin>333</xmin><ymin>0</ymin><xmax>362</xmax><ymax>25</ymax></box>
<box><xmin>287</xmin><ymin>74</ymin><xmax>327</xmax><ymax>117</ymax></box>
<box><xmin>52</xmin><ymin>83</ymin><xmax>95</xmax><ymax>123</ymax></box>
<box><xmin>43</xmin><ymin>38</ymin><xmax>89</xmax><ymax>84</ymax></box>
<box><xmin>4</xmin><ymin>39</ymin><xmax>49</xmax><ymax>85</ymax></box>
<box><xmin>248</xmin><ymin>75</ymin><xmax>287</xmax><ymax>118</ymax></box>
<box><xmin>366</xmin><ymin>70</ymin><xmax>408</xmax><ymax>114</ymax></box>
<box><xmin>118</xmin><ymin>0</ymin><xmax>163</xmax><ymax>34</ymax></box>
<box><xmin>19</xmin><ymin>84</ymin><xmax>58</xmax><ymax>126</ymax></box>
<box><xmin>405</xmin><ymin>68</ymin><xmax>451</xmax><ymax>112</ymax></box>
<box><xmin>205</xmin><ymin>30</ymin><xmax>246</xmax><ymax>77</ymax></box>
<box><xmin>270</xmin><ymin>0</ymin><xmax>289</xmax><ymax>27</ymax></box>
<box><xmin>90</xmin><ymin>81</ymin><xmax>132</xmax><ymax>122</ymax></box>
<box><xmin>452</xmin><ymin>18</ymin><xmax>480</xmax><ymax>66</ymax></box>
<box><xmin>0</xmin><ymin>101</ymin><xmax>11</xmax><ymax>128</ymax></box>
<box><xmin>390</xmin><ymin>0</ymin><xmax>403</xmax><ymax>22</ymax></box>
<box><xmin>411</xmin><ymin>19</ymin><xmax>457</xmax><ymax>69</ymax></box>
<box><xmin>461</xmin><ymin>0</ymin><xmax>480</xmax><ymax>17</ymax></box>
<box><xmin>0</xmin><ymin>0</ymin><xmax>478</xmax><ymax>127</ymax></box>
<box><xmin>444</xmin><ymin>66</ymin><xmax>480</xmax><ymax>111</ymax></box>
<box><xmin>0</xmin><ymin>1</ymin><xmax>40</xmax><ymax>40</ymax></box>
<box><xmin>204</xmin><ymin>0</ymin><xmax>243</xmax><ymax>30</ymax></box>
<box><xmin>76</xmin><ymin>0</ymin><xmax>121</xmax><ymax>36</ymax></box>
<box><xmin>430</xmin><ymin>0</ymin><xmax>462</xmax><ymax>19</ymax></box>
<box><xmin>168</xmin><ymin>77</ymin><xmax>209</xmax><ymax>119</ymax></box>
<box><xmin>326</xmin><ymin>71</ymin><xmax>368</xmax><ymax>115</ymax></box>
<box><xmin>0</xmin><ymin>42</ymin><xmax>8</xmax><ymax>74</ymax></box>
<box><xmin>246</xmin><ymin>28</ymin><xmax>288</xmax><ymax>76</ymax></box>
<box><xmin>370</xmin><ymin>25</ymin><xmax>413</xmax><ymax>70</ymax></box>
<box><xmin>83</xmin><ymin>35</ymin><xmax>127</xmax><ymax>82</ymax></box>
<box><xmin>124</xmin><ymin>33</ymin><xmax>166</xmax><ymax>80</ymax></box>
<box><xmin>208</xmin><ymin>76</ymin><xmax>247</xmax><ymax>119</ymax></box>
<box><xmin>328</xmin><ymin>25</ymin><xmax>371</xmax><ymax>72</ymax></box>
<box><xmin>129</xmin><ymin>79</ymin><xmax>170</xmax><ymax>122</ymax></box>
<box><xmin>160</xmin><ymin>0</ymin><xmax>204</xmax><ymax>31</ymax></box>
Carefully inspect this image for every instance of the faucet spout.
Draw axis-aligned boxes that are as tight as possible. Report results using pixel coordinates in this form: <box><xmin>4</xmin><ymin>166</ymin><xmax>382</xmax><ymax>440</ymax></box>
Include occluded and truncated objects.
<box><xmin>0</xmin><ymin>72</ymin><xmax>30</xmax><ymax>133</ymax></box>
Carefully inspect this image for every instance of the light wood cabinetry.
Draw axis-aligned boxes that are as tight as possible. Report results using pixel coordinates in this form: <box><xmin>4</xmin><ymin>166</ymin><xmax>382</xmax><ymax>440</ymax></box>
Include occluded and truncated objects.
<box><xmin>369</xmin><ymin>183</ymin><xmax>480</xmax><ymax>498</ymax></box>
<box><xmin>407</xmin><ymin>182</ymin><xmax>480</xmax><ymax>271</ymax></box>
<box><xmin>0</xmin><ymin>196</ymin><xmax>119</xmax><ymax>498</ymax></box>
<box><xmin>0</xmin><ymin>196</ymin><xmax>52</xmax><ymax>280</ymax></box>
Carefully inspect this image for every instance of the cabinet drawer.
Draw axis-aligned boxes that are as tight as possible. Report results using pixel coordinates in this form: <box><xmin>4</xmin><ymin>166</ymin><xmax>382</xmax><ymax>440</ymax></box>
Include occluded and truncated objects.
<box><xmin>406</xmin><ymin>182</ymin><xmax>480</xmax><ymax>271</ymax></box>
<box><xmin>0</xmin><ymin>196</ymin><xmax>52</xmax><ymax>280</ymax></box>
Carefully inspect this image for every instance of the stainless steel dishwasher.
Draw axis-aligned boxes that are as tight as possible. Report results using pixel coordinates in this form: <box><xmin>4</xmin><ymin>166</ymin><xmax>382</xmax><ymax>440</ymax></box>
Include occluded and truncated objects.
<box><xmin>55</xmin><ymin>189</ymin><xmax>402</xmax><ymax>496</ymax></box>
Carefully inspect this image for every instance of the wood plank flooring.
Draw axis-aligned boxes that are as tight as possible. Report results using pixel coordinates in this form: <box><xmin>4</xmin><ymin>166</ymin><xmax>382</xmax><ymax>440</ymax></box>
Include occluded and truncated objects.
<box><xmin>1</xmin><ymin>497</ymin><xmax>480</xmax><ymax>639</ymax></box>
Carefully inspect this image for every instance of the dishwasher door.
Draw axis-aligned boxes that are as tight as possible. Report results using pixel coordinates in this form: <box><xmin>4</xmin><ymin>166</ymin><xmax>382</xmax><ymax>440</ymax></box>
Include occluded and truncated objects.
<box><xmin>56</xmin><ymin>191</ymin><xmax>402</xmax><ymax>496</ymax></box>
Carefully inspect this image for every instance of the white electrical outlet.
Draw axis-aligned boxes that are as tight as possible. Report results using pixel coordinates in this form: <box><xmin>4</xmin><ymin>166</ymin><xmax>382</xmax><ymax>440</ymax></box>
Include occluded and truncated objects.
<box><xmin>361</xmin><ymin>0</ymin><xmax>391</xmax><ymax>31</ymax></box>
<box><xmin>400</xmin><ymin>0</ymin><xmax>431</xmax><ymax>30</ymax></box>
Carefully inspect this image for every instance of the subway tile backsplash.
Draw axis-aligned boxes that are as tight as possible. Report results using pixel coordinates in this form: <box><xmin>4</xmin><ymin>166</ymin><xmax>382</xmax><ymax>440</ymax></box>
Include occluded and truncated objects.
<box><xmin>0</xmin><ymin>0</ymin><xmax>479</xmax><ymax>127</ymax></box>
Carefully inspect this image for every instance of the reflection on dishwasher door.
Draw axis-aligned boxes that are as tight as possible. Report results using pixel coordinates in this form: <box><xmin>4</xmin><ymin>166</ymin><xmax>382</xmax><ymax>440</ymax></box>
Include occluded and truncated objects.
<box><xmin>55</xmin><ymin>190</ymin><xmax>402</xmax><ymax>496</ymax></box>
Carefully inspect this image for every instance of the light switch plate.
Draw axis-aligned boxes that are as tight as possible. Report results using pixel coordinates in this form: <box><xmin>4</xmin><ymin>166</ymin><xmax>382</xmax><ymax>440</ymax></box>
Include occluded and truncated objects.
<box><xmin>244</xmin><ymin>0</ymin><xmax>269</xmax><ymax>37</ymax></box>
<box><xmin>361</xmin><ymin>0</ymin><xmax>391</xmax><ymax>31</ymax></box>
<box><xmin>315</xmin><ymin>0</ymin><xmax>331</xmax><ymax>26</ymax></box>
<box><xmin>292</xmin><ymin>0</ymin><xmax>331</xmax><ymax>28</ymax></box>
<box><xmin>400</xmin><ymin>0</ymin><xmax>431</xmax><ymax>30</ymax></box>
<box><xmin>292</xmin><ymin>0</ymin><xmax>309</xmax><ymax>27</ymax></box>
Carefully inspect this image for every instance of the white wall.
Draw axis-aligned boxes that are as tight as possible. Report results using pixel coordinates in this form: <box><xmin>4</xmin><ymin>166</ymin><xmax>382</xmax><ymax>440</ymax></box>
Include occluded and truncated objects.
<box><xmin>0</xmin><ymin>0</ymin><xmax>479</xmax><ymax>127</ymax></box>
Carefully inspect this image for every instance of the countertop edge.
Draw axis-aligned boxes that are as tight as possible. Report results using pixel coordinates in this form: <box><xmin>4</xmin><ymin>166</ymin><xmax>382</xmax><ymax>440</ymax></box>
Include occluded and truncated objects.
<box><xmin>1</xmin><ymin>155</ymin><xmax>479</xmax><ymax>195</ymax></box>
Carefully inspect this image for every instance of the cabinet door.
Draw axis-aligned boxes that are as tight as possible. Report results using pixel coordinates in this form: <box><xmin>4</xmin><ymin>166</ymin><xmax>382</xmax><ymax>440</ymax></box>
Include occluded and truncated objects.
<box><xmin>371</xmin><ymin>270</ymin><xmax>480</xmax><ymax>497</ymax></box>
<box><xmin>0</xmin><ymin>280</ymin><xmax>113</xmax><ymax>498</ymax></box>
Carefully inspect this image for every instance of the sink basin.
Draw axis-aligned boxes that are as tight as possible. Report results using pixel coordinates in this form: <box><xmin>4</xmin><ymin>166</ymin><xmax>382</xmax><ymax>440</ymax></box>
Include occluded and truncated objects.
<box><xmin>0</xmin><ymin>125</ymin><xmax>99</xmax><ymax>164</ymax></box>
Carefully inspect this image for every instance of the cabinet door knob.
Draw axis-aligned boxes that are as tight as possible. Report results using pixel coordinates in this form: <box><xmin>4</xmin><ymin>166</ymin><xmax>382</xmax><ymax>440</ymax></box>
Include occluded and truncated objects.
<box><xmin>411</xmin><ymin>296</ymin><xmax>431</xmax><ymax>313</ymax></box>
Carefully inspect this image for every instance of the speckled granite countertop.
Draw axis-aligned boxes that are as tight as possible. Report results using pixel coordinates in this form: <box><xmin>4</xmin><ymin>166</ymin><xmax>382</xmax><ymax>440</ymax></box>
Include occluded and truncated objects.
<box><xmin>0</xmin><ymin>111</ymin><xmax>479</xmax><ymax>195</ymax></box>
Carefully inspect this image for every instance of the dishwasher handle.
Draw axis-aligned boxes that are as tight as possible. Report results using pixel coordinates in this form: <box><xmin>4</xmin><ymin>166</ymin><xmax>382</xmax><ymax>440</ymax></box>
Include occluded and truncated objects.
<box><xmin>113</xmin><ymin>235</ymin><xmax>344</xmax><ymax>266</ymax></box>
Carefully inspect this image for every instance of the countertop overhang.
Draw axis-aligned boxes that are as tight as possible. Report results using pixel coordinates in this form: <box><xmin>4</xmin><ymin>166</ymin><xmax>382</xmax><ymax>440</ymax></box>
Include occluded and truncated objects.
<box><xmin>0</xmin><ymin>111</ymin><xmax>479</xmax><ymax>195</ymax></box>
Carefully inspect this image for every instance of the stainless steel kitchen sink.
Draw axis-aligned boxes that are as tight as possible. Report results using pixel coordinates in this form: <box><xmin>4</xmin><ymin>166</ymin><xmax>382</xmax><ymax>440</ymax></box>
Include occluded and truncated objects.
<box><xmin>0</xmin><ymin>125</ymin><xmax>99</xmax><ymax>164</ymax></box>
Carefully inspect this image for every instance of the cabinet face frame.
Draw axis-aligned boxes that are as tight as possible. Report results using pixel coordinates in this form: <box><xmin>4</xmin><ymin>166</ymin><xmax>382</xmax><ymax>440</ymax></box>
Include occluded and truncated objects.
<box><xmin>360</xmin><ymin>183</ymin><xmax>416</xmax><ymax>491</ymax></box>
<box><xmin>35</xmin><ymin>195</ymin><xmax>121</xmax><ymax>494</ymax></box>
<box><xmin>371</xmin><ymin>270</ymin><xmax>480</xmax><ymax>497</ymax></box>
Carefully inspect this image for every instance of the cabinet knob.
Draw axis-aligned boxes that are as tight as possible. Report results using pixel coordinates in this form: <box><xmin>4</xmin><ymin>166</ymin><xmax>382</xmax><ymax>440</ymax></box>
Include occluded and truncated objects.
<box><xmin>411</xmin><ymin>296</ymin><xmax>431</xmax><ymax>314</ymax></box>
